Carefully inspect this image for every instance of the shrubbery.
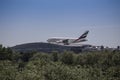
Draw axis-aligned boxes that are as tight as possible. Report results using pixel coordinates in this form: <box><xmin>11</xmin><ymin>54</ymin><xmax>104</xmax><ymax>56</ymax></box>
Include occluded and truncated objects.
<box><xmin>0</xmin><ymin>44</ymin><xmax>120</xmax><ymax>80</ymax></box>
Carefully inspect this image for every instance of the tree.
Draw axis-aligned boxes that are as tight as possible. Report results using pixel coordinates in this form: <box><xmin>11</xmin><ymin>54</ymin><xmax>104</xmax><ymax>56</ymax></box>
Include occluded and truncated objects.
<box><xmin>0</xmin><ymin>46</ymin><xmax>13</xmax><ymax>60</ymax></box>
<box><xmin>100</xmin><ymin>45</ymin><xmax>104</xmax><ymax>50</ymax></box>
<box><xmin>117</xmin><ymin>46</ymin><xmax>120</xmax><ymax>50</ymax></box>
<box><xmin>21</xmin><ymin>52</ymin><xmax>34</xmax><ymax>62</ymax></box>
<box><xmin>51</xmin><ymin>51</ymin><xmax>58</xmax><ymax>62</ymax></box>
<box><xmin>61</xmin><ymin>51</ymin><xmax>74</xmax><ymax>65</ymax></box>
<box><xmin>0</xmin><ymin>44</ymin><xmax>2</xmax><ymax>51</ymax></box>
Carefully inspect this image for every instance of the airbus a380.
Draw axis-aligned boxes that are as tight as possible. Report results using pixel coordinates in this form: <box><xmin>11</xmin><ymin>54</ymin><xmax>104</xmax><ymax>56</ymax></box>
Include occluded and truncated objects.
<box><xmin>47</xmin><ymin>30</ymin><xmax>89</xmax><ymax>45</ymax></box>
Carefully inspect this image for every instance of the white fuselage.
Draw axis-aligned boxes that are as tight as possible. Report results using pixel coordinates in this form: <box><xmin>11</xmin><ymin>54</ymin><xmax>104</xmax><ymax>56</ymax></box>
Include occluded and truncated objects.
<box><xmin>47</xmin><ymin>38</ymin><xmax>87</xmax><ymax>44</ymax></box>
<box><xmin>47</xmin><ymin>30</ymin><xmax>89</xmax><ymax>45</ymax></box>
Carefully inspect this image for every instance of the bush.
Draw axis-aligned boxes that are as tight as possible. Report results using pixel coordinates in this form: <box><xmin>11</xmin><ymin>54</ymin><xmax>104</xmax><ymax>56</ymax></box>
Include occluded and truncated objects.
<box><xmin>51</xmin><ymin>51</ymin><xmax>58</xmax><ymax>62</ymax></box>
<box><xmin>60</xmin><ymin>51</ymin><xmax>74</xmax><ymax>65</ymax></box>
<box><xmin>0</xmin><ymin>44</ymin><xmax>120</xmax><ymax>80</ymax></box>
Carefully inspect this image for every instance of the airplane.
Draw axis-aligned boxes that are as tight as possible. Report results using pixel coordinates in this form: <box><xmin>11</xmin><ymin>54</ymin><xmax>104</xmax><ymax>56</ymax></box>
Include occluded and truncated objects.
<box><xmin>47</xmin><ymin>30</ymin><xmax>89</xmax><ymax>45</ymax></box>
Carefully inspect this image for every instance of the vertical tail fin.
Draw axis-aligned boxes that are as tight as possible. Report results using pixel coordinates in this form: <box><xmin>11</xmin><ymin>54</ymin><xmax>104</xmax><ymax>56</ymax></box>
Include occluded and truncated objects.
<box><xmin>72</xmin><ymin>30</ymin><xmax>89</xmax><ymax>43</ymax></box>
<box><xmin>78</xmin><ymin>30</ymin><xmax>89</xmax><ymax>39</ymax></box>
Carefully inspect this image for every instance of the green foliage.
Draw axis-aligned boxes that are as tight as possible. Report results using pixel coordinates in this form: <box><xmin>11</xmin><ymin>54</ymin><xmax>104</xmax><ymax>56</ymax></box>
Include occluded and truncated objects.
<box><xmin>61</xmin><ymin>51</ymin><xmax>74</xmax><ymax>65</ymax></box>
<box><xmin>0</xmin><ymin>45</ymin><xmax>13</xmax><ymax>60</ymax></box>
<box><xmin>0</xmin><ymin>45</ymin><xmax>120</xmax><ymax>80</ymax></box>
<box><xmin>20</xmin><ymin>52</ymin><xmax>34</xmax><ymax>62</ymax></box>
<box><xmin>106</xmin><ymin>66</ymin><xmax>120</xmax><ymax>80</ymax></box>
<box><xmin>51</xmin><ymin>51</ymin><xmax>58</xmax><ymax>62</ymax></box>
<box><xmin>44</xmin><ymin>63</ymin><xmax>88</xmax><ymax>80</ymax></box>
<box><xmin>61</xmin><ymin>51</ymin><xmax>74</xmax><ymax>64</ymax></box>
<box><xmin>112</xmin><ymin>51</ymin><xmax>120</xmax><ymax>65</ymax></box>
<box><xmin>0</xmin><ymin>60</ymin><xmax>18</xmax><ymax>80</ymax></box>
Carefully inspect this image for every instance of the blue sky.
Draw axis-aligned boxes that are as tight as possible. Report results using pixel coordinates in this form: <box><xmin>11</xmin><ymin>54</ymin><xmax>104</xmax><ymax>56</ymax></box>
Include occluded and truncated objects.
<box><xmin>0</xmin><ymin>0</ymin><xmax>120</xmax><ymax>47</ymax></box>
